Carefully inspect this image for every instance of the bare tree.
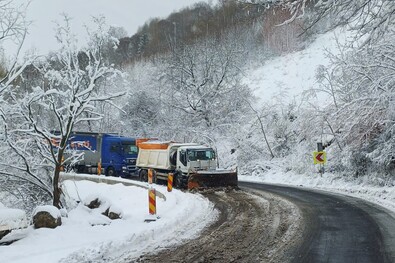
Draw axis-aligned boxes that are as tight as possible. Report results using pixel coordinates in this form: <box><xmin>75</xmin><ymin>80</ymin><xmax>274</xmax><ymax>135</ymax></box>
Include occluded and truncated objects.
<box><xmin>2</xmin><ymin>15</ymin><xmax>126</xmax><ymax>209</ymax></box>
<box><xmin>0</xmin><ymin>0</ymin><xmax>29</xmax><ymax>84</ymax></box>
<box><xmin>243</xmin><ymin>0</ymin><xmax>395</xmax><ymax>45</ymax></box>
<box><xmin>163</xmin><ymin>36</ymin><xmax>249</xmax><ymax>130</ymax></box>
<box><xmin>245</xmin><ymin>100</ymin><xmax>275</xmax><ymax>158</ymax></box>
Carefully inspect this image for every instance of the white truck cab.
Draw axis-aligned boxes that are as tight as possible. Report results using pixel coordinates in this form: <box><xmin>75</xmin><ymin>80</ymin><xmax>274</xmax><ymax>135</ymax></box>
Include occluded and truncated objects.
<box><xmin>176</xmin><ymin>145</ymin><xmax>217</xmax><ymax>173</ymax></box>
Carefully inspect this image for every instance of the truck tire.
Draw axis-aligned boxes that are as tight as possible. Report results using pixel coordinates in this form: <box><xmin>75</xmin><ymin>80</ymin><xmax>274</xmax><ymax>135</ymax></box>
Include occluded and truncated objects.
<box><xmin>174</xmin><ymin>173</ymin><xmax>183</xmax><ymax>189</ymax></box>
<box><xmin>140</xmin><ymin>169</ymin><xmax>148</xmax><ymax>182</ymax></box>
<box><xmin>73</xmin><ymin>165</ymin><xmax>85</xmax><ymax>173</ymax></box>
<box><xmin>106</xmin><ymin>167</ymin><xmax>116</xmax><ymax>177</ymax></box>
<box><xmin>152</xmin><ymin>170</ymin><xmax>157</xmax><ymax>184</ymax></box>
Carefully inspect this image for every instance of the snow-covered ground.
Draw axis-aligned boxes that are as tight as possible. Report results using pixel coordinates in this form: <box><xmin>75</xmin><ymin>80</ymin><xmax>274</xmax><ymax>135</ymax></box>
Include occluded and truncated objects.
<box><xmin>0</xmin><ymin>205</ymin><xmax>28</xmax><ymax>232</ymax></box>
<box><xmin>0</xmin><ymin>177</ymin><xmax>217</xmax><ymax>263</ymax></box>
<box><xmin>2</xmin><ymin>171</ymin><xmax>394</xmax><ymax>263</ymax></box>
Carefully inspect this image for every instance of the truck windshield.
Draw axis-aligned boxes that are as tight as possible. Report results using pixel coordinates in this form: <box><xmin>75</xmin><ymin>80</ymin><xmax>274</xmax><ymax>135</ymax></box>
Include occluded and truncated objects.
<box><xmin>122</xmin><ymin>143</ymin><xmax>138</xmax><ymax>155</ymax></box>
<box><xmin>187</xmin><ymin>149</ymin><xmax>216</xmax><ymax>161</ymax></box>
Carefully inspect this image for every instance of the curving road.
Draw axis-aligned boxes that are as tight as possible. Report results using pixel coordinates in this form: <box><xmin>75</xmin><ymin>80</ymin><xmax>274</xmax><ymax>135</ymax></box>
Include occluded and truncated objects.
<box><xmin>136</xmin><ymin>188</ymin><xmax>302</xmax><ymax>263</ymax></box>
<box><xmin>130</xmin><ymin>182</ymin><xmax>395</xmax><ymax>263</ymax></box>
<box><xmin>240</xmin><ymin>182</ymin><xmax>395</xmax><ymax>263</ymax></box>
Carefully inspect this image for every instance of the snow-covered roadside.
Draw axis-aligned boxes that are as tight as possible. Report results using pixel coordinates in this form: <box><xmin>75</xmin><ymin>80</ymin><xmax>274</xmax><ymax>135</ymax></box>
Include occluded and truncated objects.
<box><xmin>238</xmin><ymin>22</ymin><xmax>395</xmax><ymax>216</ymax></box>
<box><xmin>240</xmin><ymin>169</ymin><xmax>395</xmax><ymax>214</ymax></box>
<box><xmin>0</xmin><ymin>179</ymin><xmax>218</xmax><ymax>263</ymax></box>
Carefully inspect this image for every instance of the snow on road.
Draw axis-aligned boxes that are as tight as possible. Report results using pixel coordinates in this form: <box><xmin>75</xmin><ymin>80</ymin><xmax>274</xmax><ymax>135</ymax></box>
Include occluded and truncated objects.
<box><xmin>0</xmin><ymin>178</ymin><xmax>218</xmax><ymax>263</ymax></box>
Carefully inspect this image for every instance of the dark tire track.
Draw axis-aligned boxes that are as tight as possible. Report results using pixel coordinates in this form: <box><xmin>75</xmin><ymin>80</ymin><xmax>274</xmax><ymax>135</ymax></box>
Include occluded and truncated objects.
<box><xmin>134</xmin><ymin>189</ymin><xmax>302</xmax><ymax>263</ymax></box>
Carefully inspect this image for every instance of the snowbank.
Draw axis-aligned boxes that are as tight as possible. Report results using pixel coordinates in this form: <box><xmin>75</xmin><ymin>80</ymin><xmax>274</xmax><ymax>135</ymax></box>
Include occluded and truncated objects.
<box><xmin>0</xmin><ymin>179</ymin><xmax>218</xmax><ymax>263</ymax></box>
<box><xmin>0</xmin><ymin>206</ymin><xmax>28</xmax><ymax>232</ymax></box>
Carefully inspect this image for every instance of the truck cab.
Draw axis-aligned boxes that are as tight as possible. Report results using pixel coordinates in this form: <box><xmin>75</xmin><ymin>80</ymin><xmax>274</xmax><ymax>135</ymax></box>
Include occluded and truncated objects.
<box><xmin>176</xmin><ymin>146</ymin><xmax>217</xmax><ymax>173</ymax></box>
<box><xmin>101</xmin><ymin>135</ymin><xmax>138</xmax><ymax>177</ymax></box>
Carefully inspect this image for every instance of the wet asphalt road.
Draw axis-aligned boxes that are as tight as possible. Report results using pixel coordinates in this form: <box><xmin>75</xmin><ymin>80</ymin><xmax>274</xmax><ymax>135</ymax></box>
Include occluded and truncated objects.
<box><xmin>240</xmin><ymin>181</ymin><xmax>395</xmax><ymax>263</ymax></box>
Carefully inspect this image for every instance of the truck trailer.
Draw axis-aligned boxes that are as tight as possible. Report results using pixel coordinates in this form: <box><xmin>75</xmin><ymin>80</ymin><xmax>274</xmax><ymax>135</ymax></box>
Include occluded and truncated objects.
<box><xmin>65</xmin><ymin>132</ymin><xmax>139</xmax><ymax>177</ymax></box>
<box><xmin>136</xmin><ymin>141</ymin><xmax>238</xmax><ymax>189</ymax></box>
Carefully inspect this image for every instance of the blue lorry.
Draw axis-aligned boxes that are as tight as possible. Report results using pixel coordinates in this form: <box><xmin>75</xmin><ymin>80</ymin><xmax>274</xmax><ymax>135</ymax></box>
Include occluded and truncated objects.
<box><xmin>66</xmin><ymin>132</ymin><xmax>138</xmax><ymax>177</ymax></box>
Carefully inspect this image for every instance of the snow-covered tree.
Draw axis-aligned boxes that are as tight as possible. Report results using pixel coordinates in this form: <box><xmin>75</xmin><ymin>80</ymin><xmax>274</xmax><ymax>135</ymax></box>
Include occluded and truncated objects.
<box><xmin>245</xmin><ymin>0</ymin><xmax>395</xmax><ymax>45</ymax></box>
<box><xmin>120</xmin><ymin>62</ymin><xmax>162</xmax><ymax>137</ymax></box>
<box><xmin>2</xmin><ymin>15</ymin><xmax>126</xmax><ymax>209</ymax></box>
<box><xmin>163</xmin><ymin>36</ymin><xmax>251</xmax><ymax>131</ymax></box>
<box><xmin>0</xmin><ymin>0</ymin><xmax>37</xmax><ymax>210</ymax></box>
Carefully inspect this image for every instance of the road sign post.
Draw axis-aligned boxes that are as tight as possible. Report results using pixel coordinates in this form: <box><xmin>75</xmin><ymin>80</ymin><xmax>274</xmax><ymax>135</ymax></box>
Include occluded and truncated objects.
<box><xmin>313</xmin><ymin>146</ymin><xmax>326</xmax><ymax>176</ymax></box>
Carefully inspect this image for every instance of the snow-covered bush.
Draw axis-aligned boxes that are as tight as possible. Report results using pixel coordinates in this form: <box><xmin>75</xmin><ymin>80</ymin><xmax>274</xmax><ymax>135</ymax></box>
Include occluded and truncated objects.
<box><xmin>0</xmin><ymin>205</ymin><xmax>28</xmax><ymax>234</ymax></box>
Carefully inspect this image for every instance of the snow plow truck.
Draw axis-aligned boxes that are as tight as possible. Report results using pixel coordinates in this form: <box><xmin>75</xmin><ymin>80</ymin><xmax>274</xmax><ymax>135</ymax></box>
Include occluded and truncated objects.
<box><xmin>136</xmin><ymin>141</ymin><xmax>238</xmax><ymax>189</ymax></box>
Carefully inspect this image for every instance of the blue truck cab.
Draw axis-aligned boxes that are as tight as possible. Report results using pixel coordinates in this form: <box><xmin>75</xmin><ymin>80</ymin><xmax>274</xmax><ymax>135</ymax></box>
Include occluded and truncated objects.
<box><xmin>101</xmin><ymin>134</ymin><xmax>138</xmax><ymax>177</ymax></box>
<box><xmin>68</xmin><ymin>132</ymin><xmax>138</xmax><ymax>177</ymax></box>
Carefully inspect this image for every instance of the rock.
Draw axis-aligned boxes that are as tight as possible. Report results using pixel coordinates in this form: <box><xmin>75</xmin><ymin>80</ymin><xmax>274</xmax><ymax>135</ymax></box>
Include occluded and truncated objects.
<box><xmin>101</xmin><ymin>206</ymin><xmax>122</xmax><ymax>220</ymax></box>
<box><xmin>86</xmin><ymin>198</ymin><xmax>101</xmax><ymax>209</ymax></box>
<box><xmin>108</xmin><ymin>211</ymin><xmax>121</xmax><ymax>220</ymax></box>
<box><xmin>33</xmin><ymin>206</ymin><xmax>62</xmax><ymax>229</ymax></box>
<box><xmin>108</xmin><ymin>205</ymin><xmax>123</xmax><ymax>220</ymax></box>
<box><xmin>83</xmin><ymin>195</ymin><xmax>122</xmax><ymax>220</ymax></box>
<box><xmin>102</xmin><ymin>207</ymin><xmax>110</xmax><ymax>217</ymax></box>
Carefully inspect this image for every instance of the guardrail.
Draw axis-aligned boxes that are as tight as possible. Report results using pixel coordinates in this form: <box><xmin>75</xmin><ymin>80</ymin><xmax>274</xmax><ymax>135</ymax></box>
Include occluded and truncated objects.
<box><xmin>60</xmin><ymin>173</ymin><xmax>166</xmax><ymax>200</ymax></box>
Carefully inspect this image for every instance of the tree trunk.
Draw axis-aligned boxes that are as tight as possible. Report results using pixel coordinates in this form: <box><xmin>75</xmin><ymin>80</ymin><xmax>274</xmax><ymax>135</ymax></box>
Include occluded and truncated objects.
<box><xmin>52</xmin><ymin>164</ymin><xmax>62</xmax><ymax>209</ymax></box>
<box><xmin>53</xmin><ymin>147</ymin><xmax>65</xmax><ymax>209</ymax></box>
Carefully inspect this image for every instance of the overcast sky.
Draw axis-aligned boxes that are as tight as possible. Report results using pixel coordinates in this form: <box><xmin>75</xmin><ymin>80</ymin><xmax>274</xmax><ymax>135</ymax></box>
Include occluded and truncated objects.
<box><xmin>4</xmin><ymin>0</ymin><xmax>211</xmax><ymax>56</ymax></box>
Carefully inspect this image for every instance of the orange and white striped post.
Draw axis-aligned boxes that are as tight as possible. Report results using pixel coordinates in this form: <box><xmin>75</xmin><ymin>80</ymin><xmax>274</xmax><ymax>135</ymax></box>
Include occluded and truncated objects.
<box><xmin>167</xmin><ymin>173</ymin><xmax>174</xmax><ymax>192</ymax></box>
<box><xmin>148</xmin><ymin>169</ymin><xmax>153</xmax><ymax>184</ymax></box>
<box><xmin>97</xmin><ymin>159</ymin><xmax>102</xmax><ymax>175</ymax></box>
<box><xmin>148</xmin><ymin>188</ymin><xmax>156</xmax><ymax>215</ymax></box>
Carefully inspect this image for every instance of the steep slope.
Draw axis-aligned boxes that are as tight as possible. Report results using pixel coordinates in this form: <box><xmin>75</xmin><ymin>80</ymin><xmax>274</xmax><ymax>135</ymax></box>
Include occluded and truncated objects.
<box><xmin>243</xmin><ymin>27</ymin><xmax>353</xmax><ymax>106</ymax></box>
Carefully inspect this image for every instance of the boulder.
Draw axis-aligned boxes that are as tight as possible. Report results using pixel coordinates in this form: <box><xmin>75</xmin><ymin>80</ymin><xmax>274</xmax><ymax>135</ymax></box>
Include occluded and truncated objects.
<box><xmin>83</xmin><ymin>195</ymin><xmax>122</xmax><ymax>220</ymax></box>
<box><xmin>86</xmin><ymin>198</ymin><xmax>102</xmax><ymax>209</ymax></box>
<box><xmin>108</xmin><ymin>210</ymin><xmax>121</xmax><ymax>220</ymax></box>
<box><xmin>33</xmin><ymin>206</ymin><xmax>62</xmax><ymax>229</ymax></box>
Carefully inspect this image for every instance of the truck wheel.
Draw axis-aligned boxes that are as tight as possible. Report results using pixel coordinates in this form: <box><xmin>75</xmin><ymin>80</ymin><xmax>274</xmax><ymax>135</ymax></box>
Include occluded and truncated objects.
<box><xmin>106</xmin><ymin>167</ymin><xmax>116</xmax><ymax>177</ymax></box>
<box><xmin>140</xmin><ymin>170</ymin><xmax>148</xmax><ymax>182</ymax></box>
<box><xmin>73</xmin><ymin>165</ymin><xmax>84</xmax><ymax>173</ymax></box>
<box><xmin>174</xmin><ymin>173</ymin><xmax>183</xmax><ymax>189</ymax></box>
